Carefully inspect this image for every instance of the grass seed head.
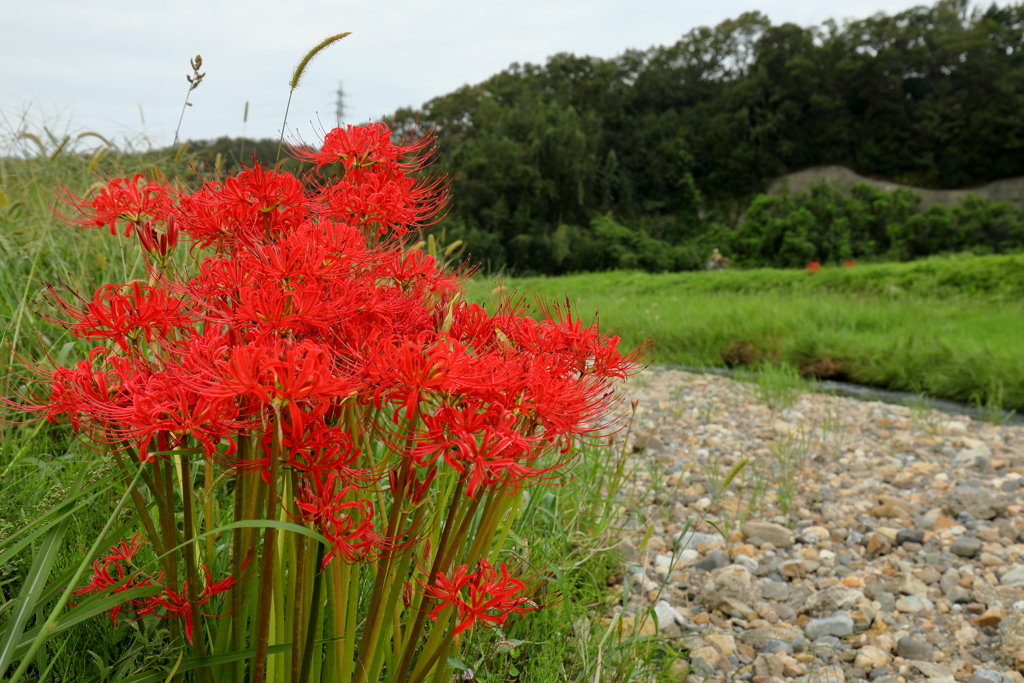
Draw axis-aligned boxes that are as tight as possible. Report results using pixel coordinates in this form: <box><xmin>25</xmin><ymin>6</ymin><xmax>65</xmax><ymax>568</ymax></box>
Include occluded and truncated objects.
<box><xmin>290</xmin><ymin>32</ymin><xmax>351</xmax><ymax>91</ymax></box>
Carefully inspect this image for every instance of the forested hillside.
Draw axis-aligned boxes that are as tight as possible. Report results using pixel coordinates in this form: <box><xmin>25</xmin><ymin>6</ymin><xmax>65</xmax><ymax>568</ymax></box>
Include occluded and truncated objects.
<box><xmin>385</xmin><ymin>0</ymin><xmax>1024</xmax><ymax>273</ymax></box>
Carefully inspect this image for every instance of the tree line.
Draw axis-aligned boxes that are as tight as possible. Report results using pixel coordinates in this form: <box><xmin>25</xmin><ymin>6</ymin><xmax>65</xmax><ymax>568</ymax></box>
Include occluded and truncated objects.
<box><xmin>391</xmin><ymin>0</ymin><xmax>1024</xmax><ymax>272</ymax></box>
<box><xmin>184</xmin><ymin>0</ymin><xmax>1024</xmax><ymax>272</ymax></box>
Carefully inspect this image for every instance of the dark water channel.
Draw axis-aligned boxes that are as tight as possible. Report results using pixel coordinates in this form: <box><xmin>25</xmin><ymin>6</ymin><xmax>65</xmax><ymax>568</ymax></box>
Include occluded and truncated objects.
<box><xmin>662</xmin><ymin>364</ymin><xmax>1024</xmax><ymax>426</ymax></box>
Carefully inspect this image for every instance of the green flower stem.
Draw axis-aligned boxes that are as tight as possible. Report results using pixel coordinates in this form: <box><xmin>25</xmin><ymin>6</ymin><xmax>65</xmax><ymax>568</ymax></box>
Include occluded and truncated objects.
<box><xmin>289</xmin><ymin>481</ymin><xmax>308</xmax><ymax>683</ymax></box>
<box><xmin>298</xmin><ymin>541</ymin><xmax>327</xmax><ymax>683</ymax></box>
<box><xmin>252</xmin><ymin>412</ymin><xmax>283</xmax><ymax>683</ymax></box>
<box><xmin>111</xmin><ymin>450</ymin><xmax>165</xmax><ymax>565</ymax></box>
<box><xmin>365</xmin><ymin>505</ymin><xmax>426</xmax><ymax>683</ymax></box>
<box><xmin>393</xmin><ymin>486</ymin><xmax>474</xmax><ymax>683</ymax></box>
<box><xmin>487</xmin><ymin>489</ymin><xmax>525</xmax><ymax>564</ymax></box>
<box><xmin>230</xmin><ymin>440</ymin><xmax>248</xmax><ymax>683</ymax></box>
<box><xmin>179</xmin><ymin>454</ymin><xmax>211</xmax><ymax>675</ymax></box>
<box><xmin>407</xmin><ymin>621</ymin><xmax>457</xmax><ymax>683</ymax></box>
<box><xmin>344</xmin><ymin>560</ymin><xmax>362</xmax><ymax>682</ymax></box>
<box><xmin>354</xmin><ymin>429</ymin><xmax>418</xmax><ymax>682</ymax></box>
<box><xmin>464</xmin><ymin>488</ymin><xmax>509</xmax><ymax>568</ymax></box>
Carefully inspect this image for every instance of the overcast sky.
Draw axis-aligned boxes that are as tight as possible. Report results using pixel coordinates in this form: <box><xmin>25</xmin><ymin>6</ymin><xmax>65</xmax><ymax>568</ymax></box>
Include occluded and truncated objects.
<box><xmin>3</xmin><ymin>0</ymin><xmax>940</xmax><ymax>151</ymax></box>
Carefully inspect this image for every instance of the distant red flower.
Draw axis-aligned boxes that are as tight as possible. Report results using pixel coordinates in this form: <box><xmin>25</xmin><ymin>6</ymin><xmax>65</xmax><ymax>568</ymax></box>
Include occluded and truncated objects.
<box><xmin>843</xmin><ymin>260</ymin><xmax>856</xmax><ymax>267</ymax></box>
<box><xmin>806</xmin><ymin>261</ymin><xmax>821</xmax><ymax>274</ymax></box>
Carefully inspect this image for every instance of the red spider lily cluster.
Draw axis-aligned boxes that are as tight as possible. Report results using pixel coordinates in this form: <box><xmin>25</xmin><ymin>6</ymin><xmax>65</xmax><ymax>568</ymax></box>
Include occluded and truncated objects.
<box><xmin>806</xmin><ymin>261</ymin><xmax>821</xmax><ymax>274</ymax></box>
<box><xmin>11</xmin><ymin>123</ymin><xmax>645</xmax><ymax>681</ymax></box>
<box><xmin>74</xmin><ymin>534</ymin><xmax>237</xmax><ymax>644</ymax></box>
<box><xmin>424</xmin><ymin>559</ymin><xmax>540</xmax><ymax>636</ymax></box>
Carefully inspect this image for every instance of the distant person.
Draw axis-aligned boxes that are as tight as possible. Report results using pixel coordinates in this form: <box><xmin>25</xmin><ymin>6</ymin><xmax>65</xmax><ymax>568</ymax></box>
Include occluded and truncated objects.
<box><xmin>706</xmin><ymin>248</ymin><xmax>729</xmax><ymax>272</ymax></box>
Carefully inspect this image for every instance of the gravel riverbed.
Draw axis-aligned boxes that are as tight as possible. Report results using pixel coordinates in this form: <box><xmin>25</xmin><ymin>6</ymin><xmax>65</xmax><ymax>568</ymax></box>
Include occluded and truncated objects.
<box><xmin>610</xmin><ymin>366</ymin><xmax>1024</xmax><ymax>683</ymax></box>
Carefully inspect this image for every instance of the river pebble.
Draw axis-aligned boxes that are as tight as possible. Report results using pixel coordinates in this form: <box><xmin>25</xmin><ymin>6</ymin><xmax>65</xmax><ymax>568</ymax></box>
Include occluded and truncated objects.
<box><xmin>601</xmin><ymin>367</ymin><xmax>1024</xmax><ymax>683</ymax></box>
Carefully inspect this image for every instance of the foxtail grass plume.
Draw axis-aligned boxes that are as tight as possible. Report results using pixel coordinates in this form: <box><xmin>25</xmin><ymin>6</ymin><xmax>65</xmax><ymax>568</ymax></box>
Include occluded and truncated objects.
<box><xmin>277</xmin><ymin>32</ymin><xmax>352</xmax><ymax>161</ymax></box>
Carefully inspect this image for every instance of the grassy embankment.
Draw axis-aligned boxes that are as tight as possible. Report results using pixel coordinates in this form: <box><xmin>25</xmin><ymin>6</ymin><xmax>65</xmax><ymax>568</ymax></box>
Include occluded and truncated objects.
<box><xmin>466</xmin><ymin>257</ymin><xmax>1024</xmax><ymax>412</ymax></box>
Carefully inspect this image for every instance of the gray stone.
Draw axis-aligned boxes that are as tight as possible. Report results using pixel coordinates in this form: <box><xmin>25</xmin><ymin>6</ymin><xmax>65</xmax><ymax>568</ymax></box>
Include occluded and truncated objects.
<box><xmin>761</xmin><ymin>639</ymin><xmax>794</xmax><ymax>655</ymax></box>
<box><xmin>734</xmin><ymin>554</ymin><xmax>759</xmax><ymax>573</ymax></box>
<box><xmin>895</xmin><ymin>637</ymin><xmax>933</xmax><ymax>661</ymax></box>
<box><xmin>804</xmin><ymin>613</ymin><xmax>855</xmax><ymax>640</ymax></box>
<box><xmin>805</xmin><ymin>585</ymin><xmax>866</xmax><ymax>616</ymax></box>
<box><xmin>695</xmin><ymin>550</ymin><xmax>730</xmax><ymax>571</ymax></box>
<box><xmin>812</xmin><ymin>635</ymin><xmax>841</xmax><ymax>649</ymax></box>
<box><xmin>939</xmin><ymin>573</ymin><xmax>961</xmax><ymax>594</ymax></box>
<box><xmin>675</xmin><ymin>530</ymin><xmax>721</xmax><ymax>550</ymax></box>
<box><xmin>700</xmin><ymin>565</ymin><xmax>760</xmax><ymax>612</ymax></box>
<box><xmin>1001</xmin><ymin>566</ymin><xmax>1024</xmax><ymax>587</ymax></box>
<box><xmin>942</xmin><ymin>484</ymin><xmax>1006</xmax><ymax>521</ymax></box>
<box><xmin>895</xmin><ymin>529</ymin><xmax>925</xmax><ymax>545</ymax></box>
<box><xmin>894</xmin><ymin>595</ymin><xmax>925</xmax><ymax>613</ymax></box>
<box><xmin>876</xmin><ymin>591</ymin><xmax>896</xmax><ymax>613</ymax></box>
<box><xmin>947</xmin><ymin>587</ymin><xmax>973</xmax><ymax>604</ymax></box>
<box><xmin>761</xmin><ymin>581</ymin><xmax>790</xmax><ymax>602</ymax></box>
<box><xmin>969</xmin><ymin>668</ymin><xmax>1003</xmax><ymax>683</ymax></box>
<box><xmin>951</xmin><ymin>536</ymin><xmax>983</xmax><ymax>558</ymax></box>
<box><xmin>653</xmin><ymin>600</ymin><xmax>687</xmax><ymax>627</ymax></box>
<box><xmin>741</xmin><ymin>521</ymin><xmax>795</xmax><ymax>548</ymax></box>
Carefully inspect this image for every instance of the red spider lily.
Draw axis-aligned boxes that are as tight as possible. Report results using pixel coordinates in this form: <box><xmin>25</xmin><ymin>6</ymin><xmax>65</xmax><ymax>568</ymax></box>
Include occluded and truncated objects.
<box><xmin>143</xmin><ymin>567</ymin><xmax>240</xmax><ymax>644</ymax></box>
<box><xmin>44</xmin><ymin>281</ymin><xmax>190</xmax><ymax>353</ymax></box>
<box><xmin>174</xmin><ymin>165</ymin><xmax>306</xmax><ymax>250</ymax></box>
<box><xmin>294</xmin><ymin>473</ymin><xmax>396</xmax><ymax>567</ymax></box>
<box><xmin>424</xmin><ymin>560</ymin><xmax>539</xmax><ymax>635</ymax></box>
<box><xmin>806</xmin><ymin>261</ymin><xmax>821</xmax><ymax>274</ymax></box>
<box><xmin>292</xmin><ymin>122</ymin><xmax>434</xmax><ymax>177</ymax></box>
<box><xmin>73</xmin><ymin>535</ymin><xmax>161</xmax><ymax>625</ymax></box>
<box><xmin>414</xmin><ymin>402</ymin><xmax>564</xmax><ymax>498</ymax></box>
<box><xmin>57</xmin><ymin>174</ymin><xmax>172</xmax><ymax>236</ymax></box>
<box><xmin>843</xmin><ymin>260</ymin><xmax>856</xmax><ymax>267</ymax></box>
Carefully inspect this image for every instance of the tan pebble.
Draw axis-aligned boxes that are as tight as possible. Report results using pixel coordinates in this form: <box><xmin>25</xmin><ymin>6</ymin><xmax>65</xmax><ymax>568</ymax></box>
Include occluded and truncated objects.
<box><xmin>980</xmin><ymin>552</ymin><xmax>1004</xmax><ymax>566</ymax></box>
<box><xmin>979</xmin><ymin>608</ymin><xmax>1006</xmax><ymax>629</ymax></box>
<box><xmin>732</xmin><ymin>544</ymin><xmax>757</xmax><ymax>557</ymax></box>
<box><xmin>933</xmin><ymin>517</ymin><xmax>956</xmax><ymax>530</ymax></box>
<box><xmin>841</xmin><ymin>576</ymin><xmax>865</xmax><ymax>588</ymax></box>
<box><xmin>795</xmin><ymin>653</ymin><xmax>815</xmax><ymax>664</ymax></box>
<box><xmin>992</xmin><ymin>458</ymin><xmax>1008</xmax><ymax>469</ymax></box>
<box><xmin>877</xmin><ymin>527</ymin><xmax>900</xmax><ymax>544</ymax></box>
<box><xmin>866</xmin><ymin>533</ymin><xmax>892</xmax><ymax>556</ymax></box>
<box><xmin>854</xmin><ymin>645</ymin><xmax>891</xmax><ymax>670</ymax></box>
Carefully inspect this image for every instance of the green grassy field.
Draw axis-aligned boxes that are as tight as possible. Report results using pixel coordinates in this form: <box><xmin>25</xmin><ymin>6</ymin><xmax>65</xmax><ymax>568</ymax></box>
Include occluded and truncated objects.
<box><xmin>466</xmin><ymin>258</ymin><xmax>1024</xmax><ymax>411</ymax></box>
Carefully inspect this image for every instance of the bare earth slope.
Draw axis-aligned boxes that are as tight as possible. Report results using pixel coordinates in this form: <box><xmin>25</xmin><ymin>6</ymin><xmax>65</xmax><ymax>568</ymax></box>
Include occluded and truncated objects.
<box><xmin>613</xmin><ymin>367</ymin><xmax>1024</xmax><ymax>683</ymax></box>
<box><xmin>768</xmin><ymin>166</ymin><xmax>1024</xmax><ymax>210</ymax></box>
